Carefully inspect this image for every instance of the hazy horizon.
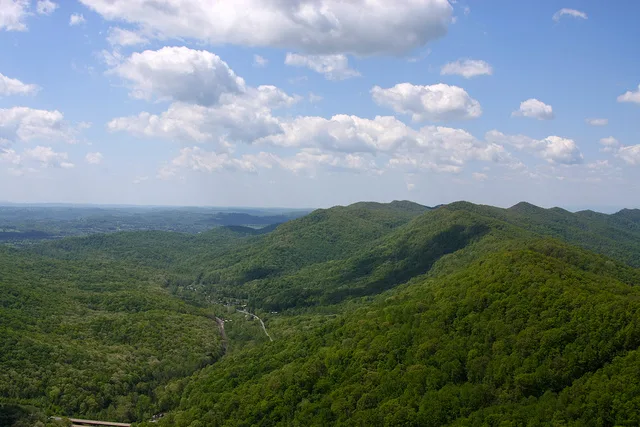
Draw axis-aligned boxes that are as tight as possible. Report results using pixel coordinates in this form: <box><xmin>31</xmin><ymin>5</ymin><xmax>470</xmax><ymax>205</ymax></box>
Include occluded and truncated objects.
<box><xmin>0</xmin><ymin>198</ymin><xmax>633</xmax><ymax>215</ymax></box>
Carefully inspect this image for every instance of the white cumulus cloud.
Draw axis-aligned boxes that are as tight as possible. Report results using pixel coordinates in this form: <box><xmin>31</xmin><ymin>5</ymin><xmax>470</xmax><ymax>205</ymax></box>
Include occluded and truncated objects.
<box><xmin>0</xmin><ymin>73</ymin><xmax>39</xmax><ymax>96</ymax></box>
<box><xmin>161</xmin><ymin>146</ymin><xmax>379</xmax><ymax>177</ymax></box>
<box><xmin>0</xmin><ymin>0</ymin><xmax>29</xmax><ymax>31</ymax></box>
<box><xmin>280</xmin><ymin>149</ymin><xmax>379</xmax><ymax>175</ymax></box>
<box><xmin>486</xmin><ymin>130</ymin><xmax>582</xmax><ymax>165</ymax></box>
<box><xmin>0</xmin><ymin>107</ymin><xmax>79</xmax><ymax>144</ymax></box>
<box><xmin>371</xmin><ymin>83</ymin><xmax>482</xmax><ymax>122</ymax></box>
<box><xmin>108</xmin><ymin>86</ymin><xmax>298</xmax><ymax>148</ymax></box>
<box><xmin>617</xmin><ymin>145</ymin><xmax>640</xmax><ymax>165</ymax></box>
<box><xmin>512</xmin><ymin>98</ymin><xmax>554</xmax><ymax>120</ymax></box>
<box><xmin>599</xmin><ymin>136</ymin><xmax>620</xmax><ymax>153</ymax></box>
<box><xmin>285</xmin><ymin>53</ymin><xmax>360</xmax><ymax>80</ymax></box>
<box><xmin>166</xmin><ymin>147</ymin><xmax>279</xmax><ymax>175</ymax></box>
<box><xmin>259</xmin><ymin>115</ymin><xmax>413</xmax><ymax>153</ymax></box>
<box><xmin>79</xmin><ymin>0</ymin><xmax>453</xmax><ymax>55</ymax></box>
<box><xmin>618</xmin><ymin>85</ymin><xmax>640</xmax><ymax>105</ymax></box>
<box><xmin>0</xmin><ymin>148</ymin><xmax>21</xmax><ymax>165</ymax></box>
<box><xmin>596</xmin><ymin>136</ymin><xmax>640</xmax><ymax>166</ymax></box>
<box><xmin>24</xmin><ymin>146</ymin><xmax>73</xmax><ymax>168</ymax></box>
<box><xmin>441</xmin><ymin>59</ymin><xmax>493</xmax><ymax>78</ymax></box>
<box><xmin>36</xmin><ymin>0</ymin><xmax>58</xmax><ymax>15</ymax></box>
<box><xmin>553</xmin><ymin>8</ymin><xmax>588</xmax><ymax>22</ymax></box>
<box><xmin>69</xmin><ymin>13</ymin><xmax>86</xmax><ymax>26</ymax></box>
<box><xmin>110</xmin><ymin>46</ymin><xmax>247</xmax><ymax>106</ymax></box>
<box><xmin>258</xmin><ymin>114</ymin><xmax>517</xmax><ymax>171</ymax></box>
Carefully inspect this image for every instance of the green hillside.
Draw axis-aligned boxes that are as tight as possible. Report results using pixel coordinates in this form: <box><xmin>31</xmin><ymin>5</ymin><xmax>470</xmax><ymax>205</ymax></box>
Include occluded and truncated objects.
<box><xmin>144</xmin><ymin>238</ymin><xmax>640</xmax><ymax>426</ymax></box>
<box><xmin>0</xmin><ymin>247</ymin><xmax>223</xmax><ymax>423</ymax></box>
<box><xmin>28</xmin><ymin>200</ymin><xmax>431</xmax><ymax>306</ymax></box>
<box><xmin>445</xmin><ymin>201</ymin><xmax>640</xmax><ymax>267</ymax></box>
<box><xmin>3</xmin><ymin>200</ymin><xmax>640</xmax><ymax>426</ymax></box>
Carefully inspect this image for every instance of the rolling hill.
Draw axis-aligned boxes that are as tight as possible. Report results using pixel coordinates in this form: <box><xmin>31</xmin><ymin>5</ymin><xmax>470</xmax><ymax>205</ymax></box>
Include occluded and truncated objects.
<box><xmin>3</xmin><ymin>200</ymin><xmax>640</xmax><ymax>426</ymax></box>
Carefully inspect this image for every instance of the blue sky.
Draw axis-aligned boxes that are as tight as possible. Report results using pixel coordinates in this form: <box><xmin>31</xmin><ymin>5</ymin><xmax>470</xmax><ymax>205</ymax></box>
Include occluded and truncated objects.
<box><xmin>0</xmin><ymin>0</ymin><xmax>639</xmax><ymax>210</ymax></box>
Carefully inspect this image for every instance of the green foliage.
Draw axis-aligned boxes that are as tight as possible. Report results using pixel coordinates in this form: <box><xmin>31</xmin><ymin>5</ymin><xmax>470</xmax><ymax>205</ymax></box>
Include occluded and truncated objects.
<box><xmin>4</xmin><ymin>200</ymin><xmax>640</xmax><ymax>426</ymax></box>
<box><xmin>446</xmin><ymin>201</ymin><xmax>640</xmax><ymax>267</ymax></box>
<box><xmin>0</xmin><ymin>247</ymin><xmax>222</xmax><ymax>423</ymax></box>
<box><xmin>0</xmin><ymin>403</ymin><xmax>70</xmax><ymax>427</ymax></box>
<box><xmin>143</xmin><ymin>239</ymin><xmax>640</xmax><ymax>426</ymax></box>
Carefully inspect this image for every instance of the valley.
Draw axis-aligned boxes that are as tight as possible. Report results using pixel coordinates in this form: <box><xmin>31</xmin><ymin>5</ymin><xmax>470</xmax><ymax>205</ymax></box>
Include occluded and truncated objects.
<box><xmin>2</xmin><ymin>201</ymin><xmax>640</xmax><ymax>426</ymax></box>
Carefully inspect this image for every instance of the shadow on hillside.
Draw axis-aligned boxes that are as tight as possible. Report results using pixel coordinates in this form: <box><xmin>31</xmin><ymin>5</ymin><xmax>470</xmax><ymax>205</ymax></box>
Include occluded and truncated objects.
<box><xmin>322</xmin><ymin>223</ymin><xmax>491</xmax><ymax>304</ymax></box>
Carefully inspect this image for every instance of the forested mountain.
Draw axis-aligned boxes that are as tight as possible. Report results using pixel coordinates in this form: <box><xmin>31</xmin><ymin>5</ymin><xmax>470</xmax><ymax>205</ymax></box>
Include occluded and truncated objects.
<box><xmin>446</xmin><ymin>201</ymin><xmax>640</xmax><ymax>267</ymax></box>
<box><xmin>3</xmin><ymin>200</ymin><xmax>640</xmax><ymax>426</ymax></box>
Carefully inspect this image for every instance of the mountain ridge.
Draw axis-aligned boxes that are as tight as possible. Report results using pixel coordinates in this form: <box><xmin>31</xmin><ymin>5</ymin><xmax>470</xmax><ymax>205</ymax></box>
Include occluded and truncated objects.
<box><xmin>3</xmin><ymin>200</ymin><xmax>640</xmax><ymax>426</ymax></box>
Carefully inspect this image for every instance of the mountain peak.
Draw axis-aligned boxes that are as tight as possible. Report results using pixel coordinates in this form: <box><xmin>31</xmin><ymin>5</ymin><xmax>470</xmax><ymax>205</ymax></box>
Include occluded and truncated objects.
<box><xmin>509</xmin><ymin>201</ymin><xmax>543</xmax><ymax>212</ymax></box>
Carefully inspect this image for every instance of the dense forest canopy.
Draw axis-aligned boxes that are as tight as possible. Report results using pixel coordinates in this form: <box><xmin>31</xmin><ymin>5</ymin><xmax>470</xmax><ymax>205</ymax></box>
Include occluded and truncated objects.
<box><xmin>2</xmin><ymin>200</ymin><xmax>640</xmax><ymax>426</ymax></box>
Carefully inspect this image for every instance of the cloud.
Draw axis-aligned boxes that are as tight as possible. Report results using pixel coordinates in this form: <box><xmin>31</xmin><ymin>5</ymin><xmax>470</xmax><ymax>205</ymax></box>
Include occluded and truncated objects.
<box><xmin>472</xmin><ymin>172</ymin><xmax>488</xmax><ymax>181</ymax></box>
<box><xmin>108</xmin><ymin>86</ymin><xmax>298</xmax><ymax>148</ymax></box>
<box><xmin>259</xmin><ymin>114</ymin><xmax>414</xmax><ymax>153</ymax></box>
<box><xmin>0</xmin><ymin>73</ymin><xmax>39</xmax><ymax>96</ymax></box>
<box><xmin>284</xmin><ymin>53</ymin><xmax>360</xmax><ymax>80</ymax></box>
<box><xmin>586</xmin><ymin>118</ymin><xmax>608</xmax><ymax>126</ymax></box>
<box><xmin>108</xmin><ymin>55</ymin><xmax>515</xmax><ymax>178</ymax></box>
<box><xmin>85</xmin><ymin>152</ymin><xmax>104</xmax><ymax>164</ymax></box>
<box><xmin>617</xmin><ymin>145</ymin><xmax>640</xmax><ymax>165</ymax></box>
<box><xmin>599</xmin><ymin>136</ymin><xmax>620</xmax><ymax>152</ymax></box>
<box><xmin>586</xmin><ymin>160</ymin><xmax>611</xmax><ymax>171</ymax></box>
<box><xmin>596</xmin><ymin>136</ymin><xmax>640</xmax><ymax>165</ymax></box>
<box><xmin>164</xmin><ymin>146</ymin><xmax>379</xmax><ymax>177</ymax></box>
<box><xmin>109</xmin><ymin>47</ymin><xmax>247</xmax><ymax>105</ymax></box>
<box><xmin>388</xmin><ymin>155</ymin><xmax>463</xmax><ymax>173</ymax></box>
<box><xmin>36</xmin><ymin>0</ymin><xmax>58</xmax><ymax>15</ymax></box>
<box><xmin>512</xmin><ymin>98</ymin><xmax>554</xmax><ymax>120</ymax></box>
<box><xmin>261</xmin><ymin>113</ymin><xmax>519</xmax><ymax>172</ymax></box>
<box><xmin>253</xmin><ymin>55</ymin><xmax>268</xmax><ymax>68</ymax></box>
<box><xmin>371</xmin><ymin>83</ymin><xmax>482</xmax><ymax>122</ymax></box>
<box><xmin>552</xmin><ymin>8</ymin><xmax>588</xmax><ymax>22</ymax></box>
<box><xmin>440</xmin><ymin>59</ymin><xmax>493</xmax><ymax>78</ymax></box>
<box><xmin>0</xmin><ymin>107</ymin><xmax>79</xmax><ymax>144</ymax></box>
<box><xmin>98</xmin><ymin>49</ymin><xmax>124</xmax><ymax>68</ymax></box>
<box><xmin>308</xmin><ymin>93</ymin><xmax>323</xmax><ymax>103</ymax></box>
<box><xmin>0</xmin><ymin>148</ymin><xmax>21</xmax><ymax>165</ymax></box>
<box><xmin>486</xmin><ymin>130</ymin><xmax>583</xmax><ymax>164</ymax></box>
<box><xmin>617</xmin><ymin>85</ymin><xmax>640</xmax><ymax>104</ymax></box>
<box><xmin>543</xmin><ymin>136</ymin><xmax>583</xmax><ymax>165</ymax></box>
<box><xmin>69</xmin><ymin>13</ymin><xmax>86</xmax><ymax>26</ymax></box>
<box><xmin>0</xmin><ymin>0</ymin><xmax>29</xmax><ymax>31</ymax></box>
<box><xmin>390</xmin><ymin>127</ymin><xmax>520</xmax><ymax>173</ymax></box>
<box><xmin>133</xmin><ymin>175</ymin><xmax>149</xmax><ymax>184</ymax></box>
<box><xmin>107</xmin><ymin>27</ymin><xmax>148</xmax><ymax>46</ymax></box>
<box><xmin>79</xmin><ymin>0</ymin><xmax>452</xmax><ymax>55</ymax></box>
<box><xmin>164</xmin><ymin>147</ymin><xmax>279</xmax><ymax>175</ymax></box>
<box><xmin>280</xmin><ymin>149</ymin><xmax>379</xmax><ymax>175</ymax></box>
<box><xmin>23</xmin><ymin>146</ymin><xmax>73</xmax><ymax>168</ymax></box>
<box><xmin>143</xmin><ymin>107</ymin><xmax>517</xmax><ymax>178</ymax></box>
